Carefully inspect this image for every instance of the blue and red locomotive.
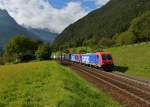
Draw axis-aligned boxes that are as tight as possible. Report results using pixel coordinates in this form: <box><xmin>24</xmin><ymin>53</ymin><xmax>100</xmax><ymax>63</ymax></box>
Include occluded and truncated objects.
<box><xmin>61</xmin><ymin>51</ymin><xmax>114</xmax><ymax>71</ymax></box>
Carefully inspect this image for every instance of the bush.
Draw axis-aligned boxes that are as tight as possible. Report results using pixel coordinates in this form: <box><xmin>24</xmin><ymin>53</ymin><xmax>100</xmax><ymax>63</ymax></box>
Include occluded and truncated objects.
<box><xmin>83</xmin><ymin>37</ymin><xmax>97</xmax><ymax>47</ymax></box>
<box><xmin>98</xmin><ymin>37</ymin><xmax>114</xmax><ymax>48</ymax></box>
<box><xmin>35</xmin><ymin>44</ymin><xmax>51</xmax><ymax>60</ymax></box>
<box><xmin>0</xmin><ymin>56</ymin><xmax>4</xmax><ymax>65</ymax></box>
<box><xmin>113</xmin><ymin>31</ymin><xmax>136</xmax><ymax>45</ymax></box>
<box><xmin>4</xmin><ymin>35</ymin><xmax>38</xmax><ymax>63</ymax></box>
<box><xmin>129</xmin><ymin>11</ymin><xmax>150</xmax><ymax>42</ymax></box>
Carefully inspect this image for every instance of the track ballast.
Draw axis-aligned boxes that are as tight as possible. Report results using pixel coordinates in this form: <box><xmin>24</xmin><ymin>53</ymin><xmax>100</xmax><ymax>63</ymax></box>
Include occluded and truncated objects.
<box><xmin>62</xmin><ymin>61</ymin><xmax>150</xmax><ymax>107</ymax></box>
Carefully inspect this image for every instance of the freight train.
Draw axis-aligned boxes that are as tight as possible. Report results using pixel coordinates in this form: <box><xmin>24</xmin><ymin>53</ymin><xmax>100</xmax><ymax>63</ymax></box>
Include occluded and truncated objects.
<box><xmin>60</xmin><ymin>52</ymin><xmax>114</xmax><ymax>71</ymax></box>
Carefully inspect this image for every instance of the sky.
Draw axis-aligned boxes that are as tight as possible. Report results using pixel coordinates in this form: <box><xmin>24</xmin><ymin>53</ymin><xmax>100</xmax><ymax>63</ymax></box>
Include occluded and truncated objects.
<box><xmin>0</xmin><ymin>0</ymin><xmax>110</xmax><ymax>33</ymax></box>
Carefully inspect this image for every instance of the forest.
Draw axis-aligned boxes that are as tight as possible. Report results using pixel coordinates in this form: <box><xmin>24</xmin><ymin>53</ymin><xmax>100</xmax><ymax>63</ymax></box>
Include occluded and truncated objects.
<box><xmin>53</xmin><ymin>0</ymin><xmax>150</xmax><ymax>51</ymax></box>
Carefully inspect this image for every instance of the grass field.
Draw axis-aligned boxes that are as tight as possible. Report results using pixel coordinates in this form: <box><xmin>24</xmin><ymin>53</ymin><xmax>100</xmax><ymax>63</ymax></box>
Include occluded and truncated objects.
<box><xmin>105</xmin><ymin>43</ymin><xmax>150</xmax><ymax>79</ymax></box>
<box><xmin>0</xmin><ymin>61</ymin><xmax>121</xmax><ymax>107</ymax></box>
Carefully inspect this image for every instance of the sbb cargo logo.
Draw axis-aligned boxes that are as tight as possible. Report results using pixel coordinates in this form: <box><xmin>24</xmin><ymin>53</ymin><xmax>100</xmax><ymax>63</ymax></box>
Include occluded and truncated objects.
<box><xmin>82</xmin><ymin>56</ymin><xmax>89</xmax><ymax>64</ymax></box>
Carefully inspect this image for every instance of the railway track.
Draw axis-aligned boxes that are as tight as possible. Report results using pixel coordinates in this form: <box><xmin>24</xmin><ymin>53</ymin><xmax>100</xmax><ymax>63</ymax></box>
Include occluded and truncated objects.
<box><xmin>79</xmin><ymin>64</ymin><xmax>150</xmax><ymax>92</ymax></box>
<box><xmin>114</xmin><ymin>71</ymin><xmax>150</xmax><ymax>87</ymax></box>
<box><xmin>69</xmin><ymin>63</ymin><xmax>150</xmax><ymax>107</ymax></box>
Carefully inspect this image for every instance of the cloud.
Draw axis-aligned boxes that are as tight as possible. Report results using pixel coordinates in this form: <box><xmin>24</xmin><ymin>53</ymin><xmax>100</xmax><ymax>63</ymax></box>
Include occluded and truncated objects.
<box><xmin>95</xmin><ymin>0</ymin><xmax>110</xmax><ymax>6</ymax></box>
<box><xmin>83</xmin><ymin>0</ymin><xmax>110</xmax><ymax>7</ymax></box>
<box><xmin>0</xmin><ymin>0</ymin><xmax>88</xmax><ymax>33</ymax></box>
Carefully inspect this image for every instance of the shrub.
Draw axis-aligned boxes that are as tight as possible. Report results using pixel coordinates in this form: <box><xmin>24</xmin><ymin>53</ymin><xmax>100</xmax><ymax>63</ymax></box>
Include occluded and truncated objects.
<box><xmin>83</xmin><ymin>37</ymin><xmax>97</xmax><ymax>47</ymax></box>
<box><xmin>98</xmin><ymin>37</ymin><xmax>114</xmax><ymax>48</ymax></box>
<box><xmin>4</xmin><ymin>35</ymin><xmax>38</xmax><ymax>63</ymax></box>
<box><xmin>129</xmin><ymin>11</ymin><xmax>150</xmax><ymax>42</ymax></box>
<box><xmin>0</xmin><ymin>56</ymin><xmax>4</xmax><ymax>65</ymax></box>
<box><xmin>113</xmin><ymin>31</ymin><xmax>136</xmax><ymax>45</ymax></box>
<box><xmin>35</xmin><ymin>44</ymin><xmax>51</xmax><ymax>60</ymax></box>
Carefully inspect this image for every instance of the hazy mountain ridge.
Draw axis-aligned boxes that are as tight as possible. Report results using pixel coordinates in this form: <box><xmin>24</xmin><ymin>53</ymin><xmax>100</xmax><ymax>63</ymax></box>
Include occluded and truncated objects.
<box><xmin>0</xmin><ymin>9</ymin><xmax>57</xmax><ymax>51</ymax></box>
<box><xmin>27</xmin><ymin>28</ymin><xmax>57</xmax><ymax>43</ymax></box>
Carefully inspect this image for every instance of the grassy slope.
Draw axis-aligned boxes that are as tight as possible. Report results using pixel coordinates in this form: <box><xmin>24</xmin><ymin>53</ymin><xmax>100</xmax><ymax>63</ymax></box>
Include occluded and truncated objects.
<box><xmin>105</xmin><ymin>43</ymin><xmax>150</xmax><ymax>79</ymax></box>
<box><xmin>0</xmin><ymin>61</ymin><xmax>121</xmax><ymax>107</ymax></box>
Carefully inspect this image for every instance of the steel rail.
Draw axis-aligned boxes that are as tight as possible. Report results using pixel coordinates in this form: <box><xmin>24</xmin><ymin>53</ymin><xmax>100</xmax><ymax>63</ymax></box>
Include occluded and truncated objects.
<box><xmin>71</xmin><ymin>64</ymin><xmax>150</xmax><ymax>106</ymax></box>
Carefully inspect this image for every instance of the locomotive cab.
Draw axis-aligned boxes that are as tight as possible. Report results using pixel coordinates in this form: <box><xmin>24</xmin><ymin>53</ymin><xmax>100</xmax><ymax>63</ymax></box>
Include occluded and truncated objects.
<box><xmin>102</xmin><ymin>54</ymin><xmax>113</xmax><ymax>65</ymax></box>
<box><xmin>96</xmin><ymin>52</ymin><xmax>114</xmax><ymax>71</ymax></box>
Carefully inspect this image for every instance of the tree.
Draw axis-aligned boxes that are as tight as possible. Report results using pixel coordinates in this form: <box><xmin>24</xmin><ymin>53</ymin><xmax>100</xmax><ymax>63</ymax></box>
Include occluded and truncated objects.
<box><xmin>0</xmin><ymin>54</ymin><xmax>4</xmax><ymax>65</ymax></box>
<box><xmin>98</xmin><ymin>37</ymin><xmax>114</xmax><ymax>48</ymax></box>
<box><xmin>129</xmin><ymin>11</ymin><xmax>150</xmax><ymax>42</ymax></box>
<box><xmin>113</xmin><ymin>31</ymin><xmax>136</xmax><ymax>45</ymax></box>
<box><xmin>53</xmin><ymin>0</ymin><xmax>150</xmax><ymax>50</ymax></box>
<box><xmin>83</xmin><ymin>37</ymin><xmax>97</xmax><ymax>47</ymax></box>
<box><xmin>35</xmin><ymin>43</ymin><xmax>51</xmax><ymax>60</ymax></box>
<box><xmin>4</xmin><ymin>35</ymin><xmax>37</xmax><ymax>62</ymax></box>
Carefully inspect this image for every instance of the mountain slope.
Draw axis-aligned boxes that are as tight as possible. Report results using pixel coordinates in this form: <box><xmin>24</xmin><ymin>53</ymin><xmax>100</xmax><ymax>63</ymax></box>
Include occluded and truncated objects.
<box><xmin>27</xmin><ymin>28</ymin><xmax>57</xmax><ymax>43</ymax></box>
<box><xmin>54</xmin><ymin>0</ymin><xmax>150</xmax><ymax>48</ymax></box>
<box><xmin>0</xmin><ymin>9</ymin><xmax>29</xmax><ymax>48</ymax></box>
<box><xmin>0</xmin><ymin>9</ymin><xmax>57</xmax><ymax>51</ymax></box>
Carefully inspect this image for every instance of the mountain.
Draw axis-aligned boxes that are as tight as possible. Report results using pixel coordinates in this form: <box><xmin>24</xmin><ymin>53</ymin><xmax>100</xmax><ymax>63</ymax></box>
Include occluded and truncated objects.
<box><xmin>0</xmin><ymin>9</ymin><xmax>28</xmax><ymax>49</ymax></box>
<box><xmin>0</xmin><ymin>9</ymin><xmax>57</xmax><ymax>51</ymax></box>
<box><xmin>27</xmin><ymin>28</ymin><xmax>57</xmax><ymax>43</ymax></box>
<box><xmin>54</xmin><ymin>0</ymin><xmax>150</xmax><ymax>48</ymax></box>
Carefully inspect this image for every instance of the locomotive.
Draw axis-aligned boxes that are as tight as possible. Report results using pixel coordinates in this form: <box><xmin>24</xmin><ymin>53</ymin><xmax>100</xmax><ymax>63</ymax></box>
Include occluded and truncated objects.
<box><xmin>60</xmin><ymin>52</ymin><xmax>114</xmax><ymax>71</ymax></box>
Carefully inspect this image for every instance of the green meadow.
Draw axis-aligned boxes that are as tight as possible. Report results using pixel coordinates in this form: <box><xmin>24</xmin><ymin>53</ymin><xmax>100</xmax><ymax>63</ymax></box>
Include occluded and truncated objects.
<box><xmin>105</xmin><ymin>43</ymin><xmax>150</xmax><ymax>79</ymax></box>
<box><xmin>0</xmin><ymin>61</ymin><xmax>121</xmax><ymax>107</ymax></box>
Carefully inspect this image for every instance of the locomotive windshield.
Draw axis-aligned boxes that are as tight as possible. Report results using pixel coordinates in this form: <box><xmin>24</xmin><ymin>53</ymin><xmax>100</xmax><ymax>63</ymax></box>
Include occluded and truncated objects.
<box><xmin>102</xmin><ymin>54</ymin><xmax>112</xmax><ymax>60</ymax></box>
<box><xmin>102</xmin><ymin>54</ymin><xmax>107</xmax><ymax>60</ymax></box>
<box><xmin>107</xmin><ymin>54</ymin><xmax>112</xmax><ymax>60</ymax></box>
